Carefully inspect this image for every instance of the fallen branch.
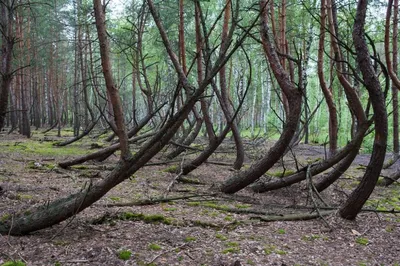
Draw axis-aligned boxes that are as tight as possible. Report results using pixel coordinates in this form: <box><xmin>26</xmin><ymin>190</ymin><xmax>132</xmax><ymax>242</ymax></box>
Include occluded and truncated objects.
<box><xmin>250</xmin><ymin>210</ymin><xmax>335</xmax><ymax>222</ymax></box>
<box><xmin>103</xmin><ymin>194</ymin><xmax>216</xmax><ymax>207</ymax></box>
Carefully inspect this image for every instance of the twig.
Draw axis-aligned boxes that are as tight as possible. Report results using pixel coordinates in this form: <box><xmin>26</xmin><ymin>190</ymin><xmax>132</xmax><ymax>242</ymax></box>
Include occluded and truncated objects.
<box><xmin>306</xmin><ymin>166</ymin><xmax>332</xmax><ymax>230</ymax></box>
<box><xmin>147</xmin><ymin>242</ymin><xmax>189</xmax><ymax>265</ymax></box>
<box><xmin>166</xmin><ymin>151</ymin><xmax>186</xmax><ymax>192</ymax></box>
<box><xmin>250</xmin><ymin>210</ymin><xmax>335</xmax><ymax>222</ymax></box>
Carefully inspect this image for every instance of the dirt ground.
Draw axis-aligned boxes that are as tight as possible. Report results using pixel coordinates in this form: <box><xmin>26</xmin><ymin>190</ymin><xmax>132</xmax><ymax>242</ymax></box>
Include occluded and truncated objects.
<box><xmin>0</xmin><ymin>130</ymin><xmax>399</xmax><ymax>266</ymax></box>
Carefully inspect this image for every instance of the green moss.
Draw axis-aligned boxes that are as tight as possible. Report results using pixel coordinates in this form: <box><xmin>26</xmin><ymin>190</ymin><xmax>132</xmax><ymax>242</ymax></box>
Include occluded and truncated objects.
<box><xmin>202</xmin><ymin>201</ymin><xmax>229</xmax><ymax>211</ymax></box>
<box><xmin>149</xmin><ymin>243</ymin><xmax>162</xmax><ymax>251</ymax></box>
<box><xmin>54</xmin><ymin>261</ymin><xmax>62</xmax><ymax>266</ymax></box>
<box><xmin>119</xmin><ymin>212</ymin><xmax>173</xmax><ymax>225</ymax></box>
<box><xmin>355</xmin><ymin>237</ymin><xmax>369</xmax><ymax>246</ymax></box>
<box><xmin>0</xmin><ymin>140</ymin><xmax>87</xmax><ymax>157</ymax></box>
<box><xmin>162</xmin><ymin>207</ymin><xmax>177</xmax><ymax>211</ymax></box>
<box><xmin>385</xmin><ymin>225</ymin><xmax>394</xmax><ymax>232</ymax></box>
<box><xmin>268</xmin><ymin>169</ymin><xmax>296</xmax><ymax>178</ymax></box>
<box><xmin>301</xmin><ymin>234</ymin><xmax>321</xmax><ymax>241</ymax></box>
<box><xmin>162</xmin><ymin>165</ymin><xmax>178</xmax><ymax>173</ymax></box>
<box><xmin>109</xmin><ymin>196</ymin><xmax>121</xmax><ymax>202</ymax></box>
<box><xmin>215</xmin><ymin>233</ymin><xmax>227</xmax><ymax>241</ymax></box>
<box><xmin>226</xmin><ymin>241</ymin><xmax>239</xmax><ymax>247</ymax></box>
<box><xmin>1</xmin><ymin>214</ymin><xmax>10</xmax><ymax>222</ymax></box>
<box><xmin>1</xmin><ymin>261</ymin><xmax>26</xmax><ymax>266</ymax></box>
<box><xmin>222</xmin><ymin>247</ymin><xmax>239</xmax><ymax>254</ymax></box>
<box><xmin>53</xmin><ymin>240</ymin><xmax>69</xmax><ymax>246</ymax></box>
<box><xmin>234</xmin><ymin>204</ymin><xmax>251</xmax><ymax>209</ymax></box>
<box><xmin>184</xmin><ymin>236</ymin><xmax>197</xmax><ymax>242</ymax></box>
<box><xmin>277</xmin><ymin>228</ymin><xmax>286</xmax><ymax>234</ymax></box>
<box><xmin>275</xmin><ymin>249</ymin><xmax>287</xmax><ymax>255</ymax></box>
<box><xmin>224</xmin><ymin>215</ymin><xmax>234</xmax><ymax>221</ymax></box>
<box><xmin>187</xmin><ymin>201</ymin><xmax>201</xmax><ymax>206</ymax></box>
<box><xmin>117</xmin><ymin>249</ymin><xmax>132</xmax><ymax>260</ymax></box>
<box><xmin>17</xmin><ymin>194</ymin><xmax>33</xmax><ymax>200</ymax></box>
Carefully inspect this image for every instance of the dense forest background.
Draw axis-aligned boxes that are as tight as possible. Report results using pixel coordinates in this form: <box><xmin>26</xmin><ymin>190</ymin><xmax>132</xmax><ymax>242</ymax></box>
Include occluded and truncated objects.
<box><xmin>0</xmin><ymin>0</ymin><xmax>400</xmax><ymax>264</ymax></box>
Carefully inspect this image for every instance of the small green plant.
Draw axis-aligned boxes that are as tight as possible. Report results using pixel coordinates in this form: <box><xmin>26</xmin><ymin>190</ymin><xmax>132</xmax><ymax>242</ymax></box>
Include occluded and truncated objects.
<box><xmin>117</xmin><ymin>249</ymin><xmax>132</xmax><ymax>260</ymax></box>
<box><xmin>54</xmin><ymin>262</ymin><xmax>62</xmax><ymax>266</ymax></box>
<box><xmin>277</xmin><ymin>228</ymin><xmax>286</xmax><ymax>234</ymax></box>
<box><xmin>226</xmin><ymin>241</ymin><xmax>239</xmax><ymax>247</ymax></box>
<box><xmin>149</xmin><ymin>243</ymin><xmax>162</xmax><ymax>251</ymax></box>
<box><xmin>234</xmin><ymin>204</ymin><xmax>251</xmax><ymax>209</ymax></box>
<box><xmin>163</xmin><ymin>207</ymin><xmax>177</xmax><ymax>211</ymax></box>
<box><xmin>1</xmin><ymin>261</ymin><xmax>26</xmax><ymax>266</ymax></box>
<box><xmin>1</xmin><ymin>214</ymin><xmax>10</xmax><ymax>222</ymax></box>
<box><xmin>184</xmin><ymin>236</ymin><xmax>197</xmax><ymax>242</ymax></box>
<box><xmin>162</xmin><ymin>165</ymin><xmax>178</xmax><ymax>173</ymax></box>
<box><xmin>215</xmin><ymin>233</ymin><xmax>228</xmax><ymax>241</ymax></box>
<box><xmin>355</xmin><ymin>237</ymin><xmax>369</xmax><ymax>246</ymax></box>
<box><xmin>302</xmin><ymin>234</ymin><xmax>321</xmax><ymax>241</ymax></box>
<box><xmin>224</xmin><ymin>215</ymin><xmax>234</xmax><ymax>221</ymax></box>
<box><xmin>275</xmin><ymin>249</ymin><xmax>287</xmax><ymax>255</ymax></box>
<box><xmin>222</xmin><ymin>247</ymin><xmax>239</xmax><ymax>254</ymax></box>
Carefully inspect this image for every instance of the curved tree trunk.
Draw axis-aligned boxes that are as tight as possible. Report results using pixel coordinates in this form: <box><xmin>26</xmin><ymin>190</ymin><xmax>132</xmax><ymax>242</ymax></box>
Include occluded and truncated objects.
<box><xmin>384</xmin><ymin>0</ymin><xmax>399</xmax><ymax>168</ymax></box>
<box><xmin>220</xmin><ymin>0</ymin><xmax>302</xmax><ymax>194</ymax></box>
<box><xmin>339</xmin><ymin>0</ymin><xmax>388</xmax><ymax>220</ymax></box>
<box><xmin>166</xmin><ymin>117</ymin><xmax>203</xmax><ymax>160</ymax></box>
<box><xmin>219</xmin><ymin>0</ymin><xmax>244</xmax><ymax>170</ymax></box>
<box><xmin>0</xmin><ymin>0</ymin><xmax>246</xmax><ymax>236</ymax></box>
<box><xmin>250</xmin><ymin>122</ymin><xmax>370</xmax><ymax>193</ymax></box>
<box><xmin>318</xmin><ymin>0</ymin><xmax>338</xmax><ymax>157</ymax></box>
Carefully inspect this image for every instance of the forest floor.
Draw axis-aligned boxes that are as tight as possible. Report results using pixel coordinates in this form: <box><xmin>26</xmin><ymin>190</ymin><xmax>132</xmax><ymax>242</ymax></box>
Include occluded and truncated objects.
<box><xmin>0</xmin><ymin>129</ymin><xmax>399</xmax><ymax>266</ymax></box>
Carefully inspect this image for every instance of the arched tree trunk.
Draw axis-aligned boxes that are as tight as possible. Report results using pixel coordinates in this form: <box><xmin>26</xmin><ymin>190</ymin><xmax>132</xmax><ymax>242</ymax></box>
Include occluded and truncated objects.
<box><xmin>339</xmin><ymin>0</ymin><xmax>388</xmax><ymax>220</ymax></box>
<box><xmin>220</xmin><ymin>0</ymin><xmax>302</xmax><ymax>194</ymax></box>
<box><xmin>219</xmin><ymin>0</ymin><xmax>244</xmax><ymax>170</ymax></box>
<box><xmin>384</xmin><ymin>0</ymin><xmax>400</xmax><ymax>168</ymax></box>
<box><xmin>250</xmin><ymin>122</ymin><xmax>370</xmax><ymax>193</ymax></box>
<box><xmin>0</xmin><ymin>0</ymin><xmax>247</xmax><ymax>236</ymax></box>
<box><xmin>318</xmin><ymin>0</ymin><xmax>338</xmax><ymax>157</ymax></box>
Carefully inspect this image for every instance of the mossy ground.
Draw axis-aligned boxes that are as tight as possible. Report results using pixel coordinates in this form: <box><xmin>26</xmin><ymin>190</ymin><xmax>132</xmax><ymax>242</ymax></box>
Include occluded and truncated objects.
<box><xmin>0</xmin><ymin>132</ymin><xmax>399</xmax><ymax>265</ymax></box>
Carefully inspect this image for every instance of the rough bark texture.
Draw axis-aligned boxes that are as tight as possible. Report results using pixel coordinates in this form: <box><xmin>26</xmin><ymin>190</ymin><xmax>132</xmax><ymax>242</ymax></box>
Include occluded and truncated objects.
<box><xmin>318</xmin><ymin>0</ymin><xmax>338</xmax><ymax>157</ymax></box>
<box><xmin>0</xmin><ymin>0</ymin><xmax>14</xmax><ymax>131</ymax></box>
<box><xmin>250</xmin><ymin>122</ymin><xmax>369</xmax><ymax>193</ymax></box>
<box><xmin>219</xmin><ymin>0</ymin><xmax>245</xmax><ymax>170</ymax></box>
<box><xmin>339</xmin><ymin>0</ymin><xmax>388</xmax><ymax>220</ymax></box>
<box><xmin>94</xmin><ymin>0</ymin><xmax>130</xmax><ymax>159</ymax></box>
<box><xmin>220</xmin><ymin>0</ymin><xmax>302</xmax><ymax>194</ymax></box>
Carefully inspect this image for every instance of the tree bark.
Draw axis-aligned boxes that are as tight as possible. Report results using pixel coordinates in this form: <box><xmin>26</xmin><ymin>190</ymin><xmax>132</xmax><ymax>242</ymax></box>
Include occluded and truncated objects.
<box><xmin>339</xmin><ymin>0</ymin><xmax>388</xmax><ymax>220</ymax></box>
<box><xmin>94</xmin><ymin>0</ymin><xmax>130</xmax><ymax>159</ymax></box>
<box><xmin>0</xmin><ymin>0</ymin><xmax>15</xmax><ymax>131</ymax></box>
<box><xmin>220</xmin><ymin>0</ymin><xmax>302</xmax><ymax>194</ymax></box>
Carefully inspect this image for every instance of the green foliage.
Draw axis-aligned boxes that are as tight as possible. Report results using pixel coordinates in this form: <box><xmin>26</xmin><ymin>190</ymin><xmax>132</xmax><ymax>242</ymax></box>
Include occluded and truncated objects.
<box><xmin>355</xmin><ymin>237</ymin><xmax>369</xmax><ymax>246</ymax></box>
<box><xmin>0</xmin><ymin>141</ymin><xmax>87</xmax><ymax>157</ymax></box>
<box><xmin>162</xmin><ymin>165</ymin><xmax>178</xmax><ymax>173</ymax></box>
<box><xmin>117</xmin><ymin>249</ymin><xmax>132</xmax><ymax>260</ymax></box>
<box><xmin>1</xmin><ymin>261</ymin><xmax>26</xmax><ymax>266</ymax></box>
<box><xmin>184</xmin><ymin>236</ymin><xmax>197</xmax><ymax>242</ymax></box>
<box><xmin>148</xmin><ymin>243</ymin><xmax>162</xmax><ymax>251</ymax></box>
<box><xmin>0</xmin><ymin>214</ymin><xmax>10</xmax><ymax>222</ymax></box>
<box><xmin>263</xmin><ymin>244</ymin><xmax>287</xmax><ymax>256</ymax></box>
<box><xmin>215</xmin><ymin>233</ymin><xmax>228</xmax><ymax>241</ymax></box>
<box><xmin>222</xmin><ymin>247</ymin><xmax>239</xmax><ymax>254</ymax></box>
<box><xmin>277</xmin><ymin>228</ymin><xmax>286</xmax><ymax>234</ymax></box>
<box><xmin>268</xmin><ymin>169</ymin><xmax>296</xmax><ymax>178</ymax></box>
